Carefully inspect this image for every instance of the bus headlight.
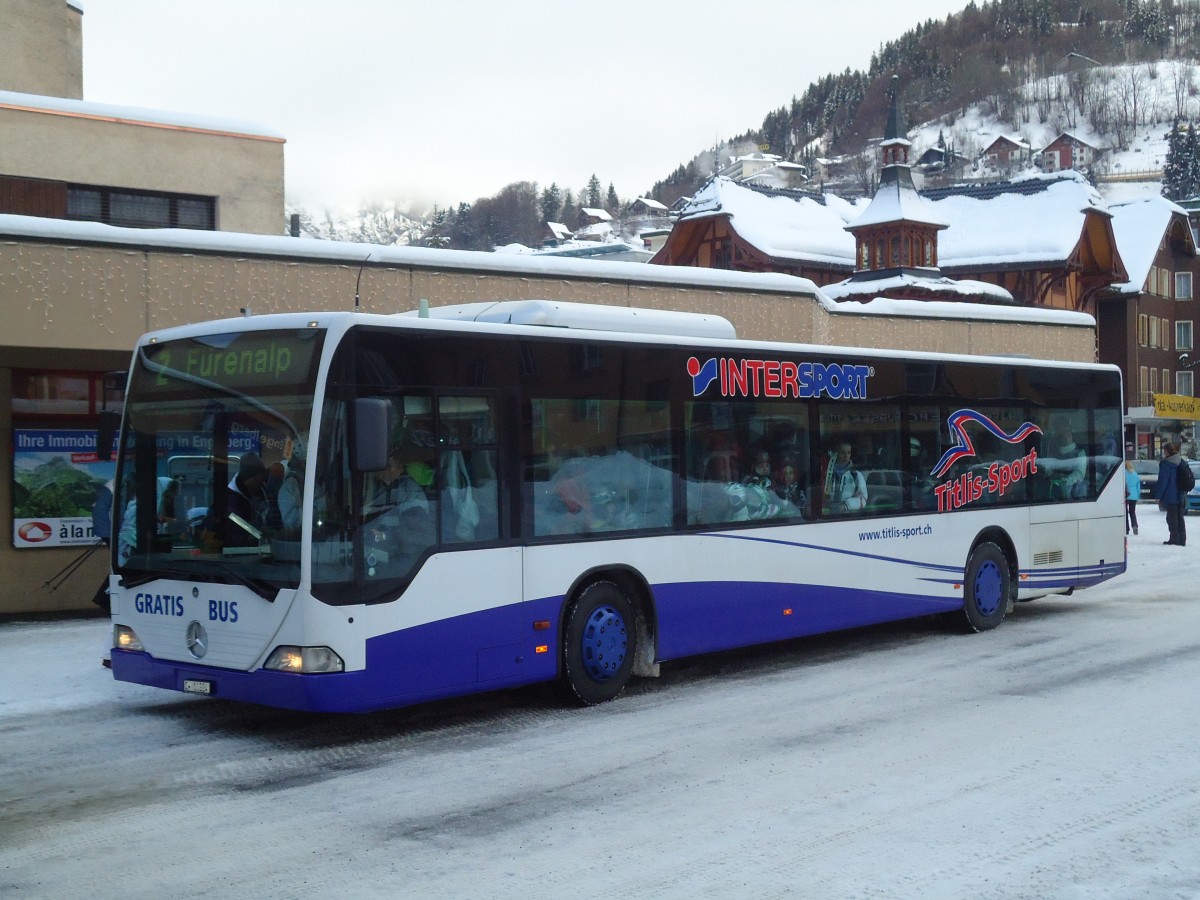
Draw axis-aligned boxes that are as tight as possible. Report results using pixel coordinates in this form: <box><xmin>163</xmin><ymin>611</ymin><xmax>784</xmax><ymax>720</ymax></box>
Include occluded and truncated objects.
<box><xmin>264</xmin><ymin>645</ymin><xmax>345</xmax><ymax>674</ymax></box>
<box><xmin>113</xmin><ymin>624</ymin><xmax>144</xmax><ymax>652</ymax></box>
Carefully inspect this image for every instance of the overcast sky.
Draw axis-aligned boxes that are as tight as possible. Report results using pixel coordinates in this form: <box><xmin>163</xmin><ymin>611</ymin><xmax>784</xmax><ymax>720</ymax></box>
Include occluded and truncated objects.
<box><xmin>80</xmin><ymin>0</ymin><xmax>971</xmax><ymax>214</ymax></box>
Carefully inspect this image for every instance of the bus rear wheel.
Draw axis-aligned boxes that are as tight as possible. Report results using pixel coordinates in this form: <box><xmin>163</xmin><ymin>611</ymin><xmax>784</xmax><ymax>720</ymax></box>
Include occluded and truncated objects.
<box><xmin>562</xmin><ymin>581</ymin><xmax>636</xmax><ymax>705</ymax></box>
<box><xmin>954</xmin><ymin>542</ymin><xmax>1011</xmax><ymax>633</ymax></box>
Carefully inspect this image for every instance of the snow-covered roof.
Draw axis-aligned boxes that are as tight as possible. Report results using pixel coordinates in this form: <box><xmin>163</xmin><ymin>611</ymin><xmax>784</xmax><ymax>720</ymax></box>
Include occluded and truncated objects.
<box><xmin>822</xmin><ymin>272</ymin><xmax>1013</xmax><ymax>304</ymax></box>
<box><xmin>0</xmin><ymin>88</ymin><xmax>284</xmax><ymax>142</ymax></box>
<box><xmin>678</xmin><ymin>177</ymin><xmax>866</xmax><ymax>266</ymax></box>
<box><xmin>983</xmin><ymin>134</ymin><xmax>1031</xmax><ymax>152</ymax></box>
<box><xmin>677</xmin><ymin>173</ymin><xmax>1109</xmax><ymax>272</ymax></box>
<box><xmin>930</xmin><ymin>173</ymin><xmax>1108</xmax><ymax>269</ymax></box>
<box><xmin>633</xmin><ymin>197</ymin><xmax>669</xmax><ymax>211</ymax></box>
<box><xmin>1107</xmin><ymin>195</ymin><xmax>1194</xmax><ymax>294</ymax></box>
<box><xmin>1046</xmin><ymin>131</ymin><xmax>1100</xmax><ymax>150</ymax></box>
<box><xmin>824</xmin><ymin>294</ymin><xmax>1090</xmax><ymax>326</ymax></box>
<box><xmin>545</xmin><ymin>222</ymin><xmax>572</xmax><ymax>239</ymax></box>
<box><xmin>849</xmin><ymin>179</ymin><xmax>948</xmax><ymax>230</ymax></box>
<box><xmin>581</xmin><ymin>207</ymin><xmax>613</xmax><ymax>221</ymax></box>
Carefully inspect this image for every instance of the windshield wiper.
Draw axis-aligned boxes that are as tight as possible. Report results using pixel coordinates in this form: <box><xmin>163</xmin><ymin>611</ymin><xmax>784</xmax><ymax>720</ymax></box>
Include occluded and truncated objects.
<box><xmin>210</xmin><ymin>562</ymin><xmax>278</xmax><ymax>602</ymax></box>
<box><xmin>119</xmin><ymin>564</ymin><xmax>207</xmax><ymax>589</ymax></box>
<box><xmin>120</xmin><ymin>561</ymin><xmax>278</xmax><ymax>601</ymax></box>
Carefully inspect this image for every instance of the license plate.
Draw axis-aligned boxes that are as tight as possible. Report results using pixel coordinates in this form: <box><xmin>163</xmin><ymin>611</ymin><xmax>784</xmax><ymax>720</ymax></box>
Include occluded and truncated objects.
<box><xmin>182</xmin><ymin>679</ymin><xmax>213</xmax><ymax>695</ymax></box>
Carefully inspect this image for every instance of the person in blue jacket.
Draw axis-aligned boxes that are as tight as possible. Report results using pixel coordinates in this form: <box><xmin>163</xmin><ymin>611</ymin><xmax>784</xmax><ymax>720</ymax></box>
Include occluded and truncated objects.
<box><xmin>1124</xmin><ymin>460</ymin><xmax>1140</xmax><ymax>536</ymax></box>
<box><xmin>1155</xmin><ymin>442</ymin><xmax>1186</xmax><ymax>546</ymax></box>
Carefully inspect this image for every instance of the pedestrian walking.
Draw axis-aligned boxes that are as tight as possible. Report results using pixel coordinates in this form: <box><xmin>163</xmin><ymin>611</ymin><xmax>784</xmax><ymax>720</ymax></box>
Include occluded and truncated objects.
<box><xmin>1124</xmin><ymin>460</ymin><xmax>1140</xmax><ymax>535</ymax></box>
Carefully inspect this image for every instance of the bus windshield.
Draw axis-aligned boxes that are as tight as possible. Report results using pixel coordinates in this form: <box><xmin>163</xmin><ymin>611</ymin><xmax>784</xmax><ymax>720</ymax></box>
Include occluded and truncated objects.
<box><xmin>113</xmin><ymin>327</ymin><xmax>325</xmax><ymax>595</ymax></box>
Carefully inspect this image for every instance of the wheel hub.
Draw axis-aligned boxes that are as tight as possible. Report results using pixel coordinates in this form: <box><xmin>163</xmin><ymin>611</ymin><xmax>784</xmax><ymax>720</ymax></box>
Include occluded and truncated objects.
<box><xmin>580</xmin><ymin>605</ymin><xmax>628</xmax><ymax>682</ymax></box>
<box><xmin>973</xmin><ymin>560</ymin><xmax>1003</xmax><ymax>616</ymax></box>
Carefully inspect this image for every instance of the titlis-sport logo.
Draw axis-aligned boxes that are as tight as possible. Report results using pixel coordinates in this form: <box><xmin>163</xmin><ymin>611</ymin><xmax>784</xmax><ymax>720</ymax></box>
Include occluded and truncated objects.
<box><xmin>930</xmin><ymin>409</ymin><xmax>1043</xmax><ymax>512</ymax></box>
<box><xmin>687</xmin><ymin>356</ymin><xmax>872</xmax><ymax>400</ymax></box>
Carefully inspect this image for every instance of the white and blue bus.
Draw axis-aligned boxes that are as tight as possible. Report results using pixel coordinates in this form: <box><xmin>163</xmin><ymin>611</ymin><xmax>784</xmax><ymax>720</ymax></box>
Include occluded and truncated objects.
<box><xmin>107</xmin><ymin>301</ymin><xmax>1126</xmax><ymax>713</ymax></box>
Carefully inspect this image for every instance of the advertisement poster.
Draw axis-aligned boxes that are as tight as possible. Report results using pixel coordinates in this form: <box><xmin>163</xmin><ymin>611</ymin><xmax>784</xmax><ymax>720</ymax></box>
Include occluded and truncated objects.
<box><xmin>12</xmin><ymin>429</ymin><xmax>115</xmax><ymax>549</ymax></box>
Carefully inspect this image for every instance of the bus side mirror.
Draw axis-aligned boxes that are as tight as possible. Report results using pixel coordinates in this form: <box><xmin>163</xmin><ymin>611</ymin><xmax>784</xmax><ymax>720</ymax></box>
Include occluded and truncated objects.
<box><xmin>352</xmin><ymin>398</ymin><xmax>389</xmax><ymax>472</ymax></box>
<box><xmin>96</xmin><ymin>410</ymin><xmax>121</xmax><ymax>462</ymax></box>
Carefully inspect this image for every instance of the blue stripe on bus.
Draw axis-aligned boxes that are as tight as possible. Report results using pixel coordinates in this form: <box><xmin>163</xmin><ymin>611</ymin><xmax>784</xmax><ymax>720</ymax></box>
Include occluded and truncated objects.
<box><xmin>699</xmin><ymin>532</ymin><xmax>963</xmax><ymax>574</ymax></box>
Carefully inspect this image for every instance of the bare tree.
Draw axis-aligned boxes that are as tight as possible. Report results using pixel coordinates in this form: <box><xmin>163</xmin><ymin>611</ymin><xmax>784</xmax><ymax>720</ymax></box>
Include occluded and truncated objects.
<box><xmin>849</xmin><ymin>149</ymin><xmax>877</xmax><ymax>196</ymax></box>
<box><xmin>1113</xmin><ymin>66</ymin><xmax>1149</xmax><ymax>149</ymax></box>
<box><xmin>1169</xmin><ymin>59</ymin><xmax>1196</xmax><ymax>122</ymax></box>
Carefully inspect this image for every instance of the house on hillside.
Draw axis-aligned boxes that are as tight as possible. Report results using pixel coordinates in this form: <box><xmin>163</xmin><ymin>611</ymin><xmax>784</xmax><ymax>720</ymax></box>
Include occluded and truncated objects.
<box><xmin>981</xmin><ymin>135</ymin><xmax>1032</xmax><ymax>170</ymax></box>
<box><xmin>668</xmin><ymin>196</ymin><xmax>692</xmax><ymax>215</ymax></box>
<box><xmin>629</xmin><ymin>197</ymin><xmax>669</xmax><ymax>217</ymax></box>
<box><xmin>717</xmin><ymin>152</ymin><xmax>809</xmax><ymax>190</ymax></box>
<box><xmin>1096</xmin><ymin>196</ymin><xmax>1200</xmax><ymax>454</ymax></box>
<box><xmin>542</xmin><ymin>221</ymin><xmax>573</xmax><ymax>247</ymax></box>
<box><xmin>1039</xmin><ymin>132</ymin><xmax>1102</xmax><ymax>173</ymax></box>
<box><xmin>1055</xmin><ymin>52</ymin><xmax>1102</xmax><ymax>74</ymax></box>
<box><xmin>915</xmin><ymin>145</ymin><xmax>966</xmax><ymax>172</ymax></box>
<box><xmin>580</xmin><ymin>207</ymin><xmax>613</xmax><ymax>226</ymax></box>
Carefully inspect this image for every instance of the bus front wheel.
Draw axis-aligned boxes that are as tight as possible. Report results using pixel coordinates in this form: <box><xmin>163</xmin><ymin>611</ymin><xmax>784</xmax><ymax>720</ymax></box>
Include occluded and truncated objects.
<box><xmin>955</xmin><ymin>542</ymin><xmax>1011</xmax><ymax>633</ymax></box>
<box><xmin>562</xmin><ymin>581</ymin><xmax>637</xmax><ymax>705</ymax></box>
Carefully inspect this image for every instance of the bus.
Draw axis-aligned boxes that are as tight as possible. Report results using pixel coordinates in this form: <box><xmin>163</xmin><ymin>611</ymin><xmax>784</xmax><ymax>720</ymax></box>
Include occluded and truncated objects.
<box><xmin>106</xmin><ymin>300</ymin><xmax>1126</xmax><ymax>713</ymax></box>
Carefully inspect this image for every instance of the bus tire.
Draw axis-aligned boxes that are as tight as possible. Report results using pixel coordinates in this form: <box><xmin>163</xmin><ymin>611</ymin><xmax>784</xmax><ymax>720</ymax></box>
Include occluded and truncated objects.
<box><xmin>562</xmin><ymin>580</ymin><xmax>636</xmax><ymax>706</ymax></box>
<box><xmin>953</xmin><ymin>542</ymin><xmax>1011</xmax><ymax>633</ymax></box>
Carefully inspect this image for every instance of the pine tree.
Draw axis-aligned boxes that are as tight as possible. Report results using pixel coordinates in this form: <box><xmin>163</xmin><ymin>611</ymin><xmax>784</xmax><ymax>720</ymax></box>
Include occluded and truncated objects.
<box><xmin>559</xmin><ymin>189</ymin><xmax>577</xmax><ymax>232</ymax></box>
<box><xmin>1186</xmin><ymin>124</ymin><xmax>1200</xmax><ymax>200</ymax></box>
<box><xmin>540</xmin><ymin>183</ymin><xmax>562</xmax><ymax>223</ymax></box>
<box><xmin>422</xmin><ymin>204</ymin><xmax>450</xmax><ymax>248</ymax></box>
<box><xmin>448</xmin><ymin>202</ymin><xmax>474</xmax><ymax>249</ymax></box>
<box><xmin>1162</xmin><ymin>120</ymin><xmax>1183</xmax><ymax>200</ymax></box>
<box><xmin>605</xmin><ymin>183</ymin><xmax>620</xmax><ymax>215</ymax></box>
<box><xmin>585</xmin><ymin>173</ymin><xmax>602</xmax><ymax>209</ymax></box>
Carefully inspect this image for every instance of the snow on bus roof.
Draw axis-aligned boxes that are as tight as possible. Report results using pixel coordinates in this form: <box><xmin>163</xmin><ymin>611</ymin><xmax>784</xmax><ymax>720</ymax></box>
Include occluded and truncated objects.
<box><xmin>403</xmin><ymin>300</ymin><xmax>738</xmax><ymax>339</ymax></box>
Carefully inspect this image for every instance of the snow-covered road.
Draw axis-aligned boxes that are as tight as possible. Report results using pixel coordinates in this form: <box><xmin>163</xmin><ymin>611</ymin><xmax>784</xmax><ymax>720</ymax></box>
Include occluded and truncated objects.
<box><xmin>2</xmin><ymin>513</ymin><xmax>1198</xmax><ymax>899</ymax></box>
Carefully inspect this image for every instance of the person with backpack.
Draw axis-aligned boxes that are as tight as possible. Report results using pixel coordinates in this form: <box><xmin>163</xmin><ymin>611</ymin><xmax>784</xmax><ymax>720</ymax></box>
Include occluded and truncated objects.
<box><xmin>1155</xmin><ymin>441</ymin><xmax>1188</xmax><ymax>546</ymax></box>
<box><xmin>1176</xmin><ymin>449</ymin><xmax>1195</xmax><ymax>515</ymax></box>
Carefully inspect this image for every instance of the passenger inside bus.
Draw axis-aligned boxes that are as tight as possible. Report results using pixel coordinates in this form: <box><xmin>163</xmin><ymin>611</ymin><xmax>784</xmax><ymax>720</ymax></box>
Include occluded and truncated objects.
<box><xmin>821</xmin><ymin>441</ymin><xmax>869</xmax><ymax>515</ymax></box>
<box><xmin>1047</xmin><ymin>425</ymin><xmax>1088</xmax><ymax>499</ymax></box>
<box><xmin>774</xmin><ymin>455</ymin><xmax>805</xmax><ymax>511</ymax></box>
<box><xmin>276</xmin><ymin>437</ymin><xmax>306</xmax><ymax>534</ymax></box>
